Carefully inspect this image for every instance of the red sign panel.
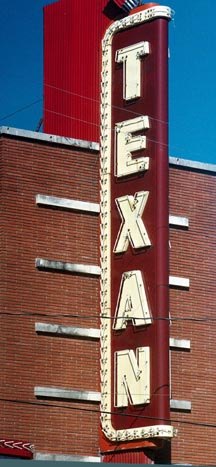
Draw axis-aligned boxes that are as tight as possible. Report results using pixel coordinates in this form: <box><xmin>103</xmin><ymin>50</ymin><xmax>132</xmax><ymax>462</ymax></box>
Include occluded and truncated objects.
<box><xmin>100</xmin><ymin>5</ymin><xmax>173</xmax><ymax>450</ymax></box>
<box><xmin>43</xmin><ymin>0</ymin><xmax>112</xmax><ymax>142</ymax></box>
<box><xmin>0</xmin><ymin>439</ymin><xmax>33</xmax><ymax>459</ymax></box>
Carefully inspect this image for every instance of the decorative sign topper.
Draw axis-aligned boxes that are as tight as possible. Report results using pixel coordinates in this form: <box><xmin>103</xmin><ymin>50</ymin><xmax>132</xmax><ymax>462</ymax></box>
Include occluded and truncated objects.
<box><xmin>100</xmin><ymin>5</ymin><xmax>174</xmax><ymax>449</ymax></box>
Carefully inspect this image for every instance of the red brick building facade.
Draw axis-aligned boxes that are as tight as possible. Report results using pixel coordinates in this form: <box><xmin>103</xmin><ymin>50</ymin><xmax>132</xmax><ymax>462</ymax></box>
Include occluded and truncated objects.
<box><xmin>0</xmin><ymin>126</ymin><xmax>216</xmax><ymax>464</ymax></box>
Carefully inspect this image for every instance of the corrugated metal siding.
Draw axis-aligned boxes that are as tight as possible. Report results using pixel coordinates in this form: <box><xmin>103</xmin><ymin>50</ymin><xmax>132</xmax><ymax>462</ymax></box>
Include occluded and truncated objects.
<box><xmin>102</xmin><ymin>450</ymin><xmax>154</xmax><ymax>463</ymax></box>
<box><xmin>43</xmin><ymin>0</ymin><xmax>112</xmax><ymax>142</ymax></box>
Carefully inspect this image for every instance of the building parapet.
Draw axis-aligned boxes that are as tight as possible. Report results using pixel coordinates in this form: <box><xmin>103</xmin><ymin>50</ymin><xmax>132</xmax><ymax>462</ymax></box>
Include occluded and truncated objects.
<box><xmin>1</xmin><ymin>126</ymin><xmax>215</xmax><ymax>173</ymax></box>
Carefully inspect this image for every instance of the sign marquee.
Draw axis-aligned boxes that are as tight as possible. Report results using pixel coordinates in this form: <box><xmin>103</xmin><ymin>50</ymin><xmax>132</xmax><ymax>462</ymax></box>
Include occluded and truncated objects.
<box><xmin>100</xmin><ymin>5</ymin><xmax>174</xmax><ymax>448</ymax></box>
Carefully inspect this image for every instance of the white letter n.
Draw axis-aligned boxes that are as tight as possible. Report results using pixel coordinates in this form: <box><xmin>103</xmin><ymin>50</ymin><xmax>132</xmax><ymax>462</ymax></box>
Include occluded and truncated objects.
<box><xmin>114</xmin><ymin>347</ymin><xmax>150</xmax><ymax>407</ymax></box>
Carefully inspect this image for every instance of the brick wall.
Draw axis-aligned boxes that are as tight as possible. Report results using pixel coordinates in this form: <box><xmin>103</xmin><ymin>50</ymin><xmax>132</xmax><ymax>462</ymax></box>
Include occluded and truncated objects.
<box><xmin>0</xmin><ymin>134</ymin><xmax>100</xmax><ymax>457</ymax></box>
<box><xmin>1</xmin><ymin>132</ymin><xmax>216</xmax><ymax>464</ymax></box>
<box><xmin>169</xmin><ymin>165</ymin><xmax>216</xmax><ymax>465</ymax></box>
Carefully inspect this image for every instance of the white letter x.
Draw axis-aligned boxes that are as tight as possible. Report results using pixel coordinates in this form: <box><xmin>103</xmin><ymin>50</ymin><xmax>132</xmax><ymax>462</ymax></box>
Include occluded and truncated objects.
<box><xmin>113</xmin><ymin>191</ymin><xmax>151</xmax><ymax>253</ymax></box>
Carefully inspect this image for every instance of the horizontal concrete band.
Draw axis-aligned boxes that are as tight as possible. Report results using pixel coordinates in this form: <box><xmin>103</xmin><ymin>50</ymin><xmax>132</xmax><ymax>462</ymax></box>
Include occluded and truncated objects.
<box><xmin>36</xmin><ymin>194</ymin><xmax>100</xmax><ymax>214</ymax></box>
<box><xmin>169</xmin><ymin>155</ymin><xmax>216</xmax><ymax>173</ymax></box>
<box><xmin>35</xmin><ymin>323</ymin><xmax>190</xmax><ymax>350</ymax></box>
<box><xmin>1</xmin><ymin>126</ymin><xmax>216</xmax><ymax>173</ymax></box>
<box><xmin>35</xmin><ymin>387</ymin><xmax>191</xmax><ymax>411</ymax></box>
<box><xmin>36</xmin><ymin>259</ymin><xmax>189</xmax><ymax>287</ymax></box>
<box><xmin>36</xmin><ymin>194</ymin><xmax>189</xmax><ymax>227</ymax></box>
<box><xmin>35</xmin><ymin>452</ymin><xmax>100</xmax><ymax>462</ymax></box>
<box><xmin>169</xmin><ymin>215</ymin><xmax>189</xmax><ymax>228</ymax></box>
<box><xmin>170</xmin><ymin>399</ymin><xmax>192</xmax><ymax>411</ymax></box>
<box><xmin>35</xmin><ymin>323</ymin><xmax>100</xmax><ymax>339</ymax></box>
<box><xmin>0</xmin><ymin>126</ymin><xmax>99</xmax><ymax>151</ymax></box>
<box><xmin>169</xmin><ymin>276</ymin><xmax>190</xmax><ymax>288</ymax></box>
<box><xmin>169</xmin><ymin>337</ymin><xmax>191</xmax><ymax>350</ymax></box>
<box><xmin>34</xmin><ymin>387</ymin><xmax>101</xmax><ymax>402</ymax></box>
<box><xmin>35</xmin><ymin>258</ymin><xmax>101</xmax><ymax>276</ymax></box>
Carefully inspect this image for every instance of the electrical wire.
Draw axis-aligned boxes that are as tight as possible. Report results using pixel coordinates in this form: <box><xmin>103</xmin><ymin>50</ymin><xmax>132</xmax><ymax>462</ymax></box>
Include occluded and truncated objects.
<box><xmin>44</xmin><ymin>83</ymin><xmax>168</xmax><ymax>125</ymax></box>
<box><xmin>42</xmin><ymin>82</ymin><xmax>216</xmax><ymax>161</ymax></box>
<box><xmin>0</xmin><ymin>99</ymin><xmax>42</xmax><ymax>123</ymax></box>
<box><xmin>44</xmin><ymin>82</ymin><xmax>216</xmax><ymax>146</ymax></box>
<box><xmin>0</xmin><ymin>87</ymin><xmax>215</xmax><ymax>162</ymax></box>
<box><xmin>0</xmin><ymin>396</ymin><xmax>216</xmax><ymax>431</ymax></box>
<box><xmin>0</xmin><ymin>310</ymin><xmax>216</xmax><ymax>324</ymax></box>
<box><xmin>45</xmin><ymin>107</ymin><xmax>169</xmax><ymax>148</ymax></box>
<box><xmin>0</xmin><ymin>82</ymin><xmax>215</xmax><ymax>162</ymax></box>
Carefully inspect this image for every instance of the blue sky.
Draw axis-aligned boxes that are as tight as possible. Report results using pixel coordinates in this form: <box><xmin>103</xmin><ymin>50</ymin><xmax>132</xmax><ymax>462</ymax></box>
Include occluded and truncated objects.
<box><xmin>0</xmin><ymin>0</ymin><xmax>215</xmax><ymax>164</ymax></box>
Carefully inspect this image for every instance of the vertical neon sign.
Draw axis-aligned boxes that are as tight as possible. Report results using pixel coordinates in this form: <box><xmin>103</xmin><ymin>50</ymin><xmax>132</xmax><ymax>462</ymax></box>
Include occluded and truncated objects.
<box><xmin>100</xmin><ymin>5</ymin><xmax>174</xmax><ymax>450</ymax></box>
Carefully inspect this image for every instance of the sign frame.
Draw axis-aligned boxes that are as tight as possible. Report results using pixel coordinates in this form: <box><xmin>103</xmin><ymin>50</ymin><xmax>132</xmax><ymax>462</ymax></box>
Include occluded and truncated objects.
<box><xmin>100</xmin><ymin>5</ymin><xmax>174</xmax><ymax>446</ymax></box>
